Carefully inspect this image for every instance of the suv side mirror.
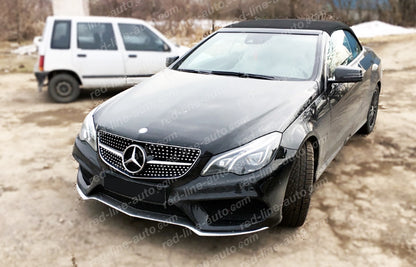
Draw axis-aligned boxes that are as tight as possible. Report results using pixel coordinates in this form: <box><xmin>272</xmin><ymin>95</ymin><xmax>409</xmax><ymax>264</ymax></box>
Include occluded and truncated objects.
<box><xmin>166</xmin><ymin>56</ymin><xmax>179</xmax><ymax>67</ymax></box>
<box><xmin>330</xmin><ymin>66</ymin><xmax>363</xmax><ymax>83</ymax></box>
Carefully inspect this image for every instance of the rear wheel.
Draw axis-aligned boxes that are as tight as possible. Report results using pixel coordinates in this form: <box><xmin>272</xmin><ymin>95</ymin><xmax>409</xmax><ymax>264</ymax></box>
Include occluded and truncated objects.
<box><xmin>48</xmin><ymin>73</ymin><xmax>80</xmax><ymax>103</ymax></box>
<box><xmin>359</xmin><ymin>87</ymin><xmax>380</xmax><ymax>134</ymax></box>
<box><xmin>281</xmin><ymin>141</ymin><xmax>314</xmax><ymax>227</ymax></box>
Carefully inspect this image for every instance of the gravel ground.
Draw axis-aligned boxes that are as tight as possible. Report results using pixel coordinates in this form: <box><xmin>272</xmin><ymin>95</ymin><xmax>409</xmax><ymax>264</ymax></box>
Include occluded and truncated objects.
<box><xmin>0</xmin><ymin>34</ymin><xmax>415</xmax><ymax>267</ymax></box>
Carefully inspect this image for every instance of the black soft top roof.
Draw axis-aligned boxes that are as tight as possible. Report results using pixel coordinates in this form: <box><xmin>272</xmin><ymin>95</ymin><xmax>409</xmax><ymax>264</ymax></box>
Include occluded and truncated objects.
<box><xmin>226</xmin><ymin>19</ymin><xmax>353</xmax><ymax>36</ymax></box>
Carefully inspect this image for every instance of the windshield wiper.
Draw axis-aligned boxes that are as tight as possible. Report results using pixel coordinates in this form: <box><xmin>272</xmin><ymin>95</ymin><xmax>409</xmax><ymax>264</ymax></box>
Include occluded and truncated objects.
<box><xmin>178</xmin><ymin>69</ymin><xmax>278</xmax><ymax>80</ymax></box>
<box><xmin>209</xmin><ymin>71</ymin><xmax>277</xmax><ymax>80</ymax></box>
<box><xmin>177</xmin><ymin>69</ymin><xmax>211</xmax><ymax>75</ymax></box>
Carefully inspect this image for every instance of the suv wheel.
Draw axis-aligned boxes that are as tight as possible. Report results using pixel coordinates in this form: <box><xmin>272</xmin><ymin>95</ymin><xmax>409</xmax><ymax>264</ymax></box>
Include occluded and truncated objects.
<box><xmin>281</xmin><ymin>141</ymin><xmax>314</xmax><ymax>227</ymax></box>
<box><xmin>48</xmin><ymin>73</ymin><xmax>80</xmax><ymax>103</ymax></box>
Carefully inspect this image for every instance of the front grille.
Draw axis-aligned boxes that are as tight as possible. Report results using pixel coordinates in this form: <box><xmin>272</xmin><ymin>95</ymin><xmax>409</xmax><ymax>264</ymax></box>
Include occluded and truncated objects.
<box><xmin>98</xmin><ymin>130</ymin><xmax>200</xmax><ymax>179</ymax></box>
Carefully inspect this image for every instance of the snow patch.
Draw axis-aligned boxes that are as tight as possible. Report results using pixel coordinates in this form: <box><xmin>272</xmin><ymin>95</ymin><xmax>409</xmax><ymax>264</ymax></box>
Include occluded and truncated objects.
<box><xmin>352</xmin><ymin>20</ymin><xmax>416</xmax><ymax>38</ymax></box>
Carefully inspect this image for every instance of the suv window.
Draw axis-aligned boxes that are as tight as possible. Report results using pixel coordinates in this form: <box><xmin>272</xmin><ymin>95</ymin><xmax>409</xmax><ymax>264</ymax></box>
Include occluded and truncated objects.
<box><xmin>51</xmin><ymin>20</ymin><xmax>71</xmax><ymax>49</ymax></box>
<box><xmin>344</xmin><ymin>30</ymin><xmax>362</xmax><ymax>59</ymax></box>
<box><xmin>118</xmin><ymin>23</ymin><xmax>169</xmax><ymax>52</ymax></box>
<box><xmin>327</xmin><ymin>30</ymin><xmax>353</xmax><ymax>77</ymax></box>
<box><xmin>77</xmin><ymin>23</ymin><xmax>117</xmax><ymax>50</ymax></box>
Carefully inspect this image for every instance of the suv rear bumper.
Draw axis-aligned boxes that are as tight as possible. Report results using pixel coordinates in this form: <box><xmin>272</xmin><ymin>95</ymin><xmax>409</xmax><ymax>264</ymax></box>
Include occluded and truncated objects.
<box><xmin>73</xmin><ymin>137</ymin><xmax>296</xmax><ymax>236</ymax></box>
<box><xmin>34</xmin><ymin>71</ymin><xmax>48</xmax><ymax>92</ymax></box>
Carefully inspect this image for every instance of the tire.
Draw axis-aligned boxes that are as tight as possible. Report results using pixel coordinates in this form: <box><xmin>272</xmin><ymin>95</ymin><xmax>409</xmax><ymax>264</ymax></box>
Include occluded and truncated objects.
<box><xmin>359</xmin><ymin>87</ymin><xmax>380</xmax><ymax>135</ymax></box>
<box><xmin>281</xmin><ymin>141</ymin><xmax>314</xmax><ymax>227</ymax></box>
<box><xmin>48</xmin><ymin>73</ymin><xmax>80</xmax><ymax>103</ymax></box>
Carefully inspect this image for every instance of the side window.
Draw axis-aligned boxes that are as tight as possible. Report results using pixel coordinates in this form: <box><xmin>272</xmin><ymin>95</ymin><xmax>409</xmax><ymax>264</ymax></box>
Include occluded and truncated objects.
<box><xmin>118</xmin><ymin>23</ymin><xmax>169</xmax><ymax>52</ymax></box>
<box><xmin>344</xmin><ymin>30</ymin><xmax>362</xmax><ymax>60</ymax></box>
<box><xmin>51</xmin><ymin>20</ymin><xmax>71</xmax><ymax>49</ymax></box>
<box><xmin>77</xmin><ymin>23</ymin><xmax>117</xmax><ymax>50</ymax></box>
<box><xmin>326</xmin><ymin>30</ymin><xmax>353</xmax><ymax>77</ymax></box>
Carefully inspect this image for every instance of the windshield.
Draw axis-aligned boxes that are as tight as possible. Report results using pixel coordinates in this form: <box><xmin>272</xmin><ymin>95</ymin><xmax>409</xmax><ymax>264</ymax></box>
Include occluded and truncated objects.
<box><xmin>175</xmin><ymin>32</ymin><xmax>319</xmax><ymax>80</ymax></box>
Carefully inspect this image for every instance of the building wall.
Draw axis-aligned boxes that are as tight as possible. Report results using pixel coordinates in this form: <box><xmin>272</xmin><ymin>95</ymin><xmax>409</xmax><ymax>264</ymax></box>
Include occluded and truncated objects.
<box><xmin>52</xmin><ymin>0</ymin><xmax>89</xmax><ymax>16</ymax></box>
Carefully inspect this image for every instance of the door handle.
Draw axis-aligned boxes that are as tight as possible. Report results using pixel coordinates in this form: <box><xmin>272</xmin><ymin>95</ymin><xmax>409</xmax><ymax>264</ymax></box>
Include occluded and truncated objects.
<box><xmin>77</xmin><ymin>54</ymin><xmax>87</xmax><ymax>58</ymax></box>
<box><xmin>128</xmin><ymin>54</ymin><xmax>137</xmax><ymax>58</ymax></box>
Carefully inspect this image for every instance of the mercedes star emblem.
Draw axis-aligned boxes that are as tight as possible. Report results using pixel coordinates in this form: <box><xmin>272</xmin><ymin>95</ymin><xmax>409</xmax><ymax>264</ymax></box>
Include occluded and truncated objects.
<box><xmin>122</xmin><ymin>144</ymin><xmax>146</xmax><ymax>174</ymax></box>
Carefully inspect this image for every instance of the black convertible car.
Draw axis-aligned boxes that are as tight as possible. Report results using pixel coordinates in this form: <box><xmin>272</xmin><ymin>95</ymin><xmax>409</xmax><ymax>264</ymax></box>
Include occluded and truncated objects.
<box><xmin>73</xmin><ymin>20</ymin><xmax>382</xmax><ymax>236</ymax></box>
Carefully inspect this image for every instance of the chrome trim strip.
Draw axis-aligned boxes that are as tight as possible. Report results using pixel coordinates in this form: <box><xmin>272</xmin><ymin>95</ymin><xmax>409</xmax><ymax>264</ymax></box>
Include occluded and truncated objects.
<box><xmin>76</xmin><ymin>184</ymin><xmax>269</xmax><ymax>237</ymax></box>
<box><xmin>147</xmin><ymin>160</ymin><xmax>192</xmax><ymax>166</ymax></box>
<box><xmin>99</xmin><ymin>143</ymin><xmax>123</xmax><ymax>157</ymax></box>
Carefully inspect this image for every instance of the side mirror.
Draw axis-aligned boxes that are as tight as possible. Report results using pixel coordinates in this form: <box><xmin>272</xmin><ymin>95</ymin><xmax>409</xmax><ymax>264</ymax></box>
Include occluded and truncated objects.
<box><xmin>330</xmin><ymin>66</ymin><xmax>363</xmax><ymax>83</ymax></box>
<box><xmin>166</xmin><ymin>56</ymin><xmax>179</xmax><ymax>67</ymax></box>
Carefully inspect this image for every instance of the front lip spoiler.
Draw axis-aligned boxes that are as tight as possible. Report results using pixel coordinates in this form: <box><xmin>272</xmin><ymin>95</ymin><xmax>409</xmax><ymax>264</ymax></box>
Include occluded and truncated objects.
<box><xmin>76</xmin><ymin>184</ymin><xmax>269</xmax><ymax>237</ymax></box>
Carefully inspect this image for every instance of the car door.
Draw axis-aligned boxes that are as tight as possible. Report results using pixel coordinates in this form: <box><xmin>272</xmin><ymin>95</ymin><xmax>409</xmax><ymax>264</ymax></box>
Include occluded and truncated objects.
<box><xmin>117</xmin><ymin>23</ymin><xmax>177</xmax><ymax>85</ymax></box>
<box><xmin>344</xmin><ymin>31</ymin><xmax>374</xmax><ymax>132</ymax></box>
<box><xmin>326</xmin><ymin>30</ymin><xmax>365</xmax><ymax>158</ymax></box>
<box><xmin>73</xmin><ymin>21</ymin><xmax>126</xmax><ymax>88</ymax></box>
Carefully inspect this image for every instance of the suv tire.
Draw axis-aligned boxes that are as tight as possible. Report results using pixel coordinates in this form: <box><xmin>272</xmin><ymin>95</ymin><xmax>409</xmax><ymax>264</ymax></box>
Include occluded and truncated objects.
<box><xmin>48</xmin><ymin>73</ymin><xmax>80</xmax><ymax>103</ymax></box>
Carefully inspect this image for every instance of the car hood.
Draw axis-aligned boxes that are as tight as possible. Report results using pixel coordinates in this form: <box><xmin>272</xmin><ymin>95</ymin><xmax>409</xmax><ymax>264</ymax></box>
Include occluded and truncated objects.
<box><xmin>94</xmin><ymin>69</ymin><xmax>318</xmax><ymax>155</ymax></box>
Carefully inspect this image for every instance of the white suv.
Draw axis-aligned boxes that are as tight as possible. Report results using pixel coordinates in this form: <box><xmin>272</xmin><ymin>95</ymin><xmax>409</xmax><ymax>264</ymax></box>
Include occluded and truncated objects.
<box><xmin>34</xmin><ymin>16</ymin><xmax>187</xmax><ymax>102</ymax></box>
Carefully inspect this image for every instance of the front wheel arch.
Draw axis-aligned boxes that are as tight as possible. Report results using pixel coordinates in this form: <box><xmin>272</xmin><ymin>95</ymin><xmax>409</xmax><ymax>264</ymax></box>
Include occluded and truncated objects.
<box><xmin>304</xmin><ymin>136</ymin><xmax>319</xmax><ymax>183</ymax></box>
<box><xmin>281</xmin><ymin>129</ymin><xmax>320</xmax><ymax>182</ymax></box>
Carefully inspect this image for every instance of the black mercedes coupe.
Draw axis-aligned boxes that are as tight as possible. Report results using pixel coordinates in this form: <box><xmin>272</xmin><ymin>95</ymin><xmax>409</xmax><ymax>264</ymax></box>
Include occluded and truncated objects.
<box><xmin>73</xmin><ymin>20</ymin><xmax>382</xmax><ymax>236</ymax></box>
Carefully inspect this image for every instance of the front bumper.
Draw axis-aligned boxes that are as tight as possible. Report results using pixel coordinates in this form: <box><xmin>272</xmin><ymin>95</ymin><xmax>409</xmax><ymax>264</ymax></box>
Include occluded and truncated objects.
<box><xmin>73</xmin><ymin>137</ymin><xmax>297</xmax><ymax>236</ymax></box>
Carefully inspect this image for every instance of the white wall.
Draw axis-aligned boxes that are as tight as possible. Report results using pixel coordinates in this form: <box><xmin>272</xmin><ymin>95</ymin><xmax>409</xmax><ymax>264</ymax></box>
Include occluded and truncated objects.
<box><xmin>52</xmin><ymin>0</ymin><xmax>89</xmax><ymax>16</ymax></box>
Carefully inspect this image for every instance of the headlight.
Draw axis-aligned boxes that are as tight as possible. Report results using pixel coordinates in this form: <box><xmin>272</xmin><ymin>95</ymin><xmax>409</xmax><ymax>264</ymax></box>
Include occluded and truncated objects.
<box><xmin>201</xmin><ymin>132</ymin><xmax>282</xmax><ymax>176</ymax></box>
<box><xmin>79</xmin><ymin>107</ymin><xmax>97</xmax><ymax>151</ymax></box>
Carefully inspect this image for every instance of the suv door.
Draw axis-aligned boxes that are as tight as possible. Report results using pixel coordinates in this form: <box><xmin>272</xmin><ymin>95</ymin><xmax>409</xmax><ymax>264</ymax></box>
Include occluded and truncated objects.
<box><xmin>74</xmin><ymin>21</ymin><xmax>126</xmax><ymax>88</ymax></box>
<box><xmin>118</xmin><ymin>23</ymin><xmax>176</xmax><ymax>85</ymax></box>
<box><xmin>326</xmin><ymin>30</ymin><xmax>364</xmax><ymax>157</ymax></box>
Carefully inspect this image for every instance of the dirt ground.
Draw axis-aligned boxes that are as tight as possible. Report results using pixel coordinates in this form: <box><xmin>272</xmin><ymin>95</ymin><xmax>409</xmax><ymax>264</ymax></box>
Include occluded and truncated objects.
<box><xmin>0</xmin><ymin>34</ymin><xmax>415</xmax><ymax>267</ymax></box>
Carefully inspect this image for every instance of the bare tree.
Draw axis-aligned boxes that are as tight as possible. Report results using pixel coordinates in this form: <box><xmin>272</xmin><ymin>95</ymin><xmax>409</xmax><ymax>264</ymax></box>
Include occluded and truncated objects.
<box><xmin>2</xmin><ymin>0</ymin><xmax>415</xmax><ymax>42</ymax></box>
<box><xmin>0</xmin><ymin>0</ymin><xmax>52</xmax><ymax>42</ymax></box>
<box><xmin>289</xmin><ymin>0</ymin><xmax>298</xmax><ymax>18</ymax></box>
<box><xmin>398</xmin><ymin>0</ymin><xmax>416</xmax><ymax>26</ymax></box>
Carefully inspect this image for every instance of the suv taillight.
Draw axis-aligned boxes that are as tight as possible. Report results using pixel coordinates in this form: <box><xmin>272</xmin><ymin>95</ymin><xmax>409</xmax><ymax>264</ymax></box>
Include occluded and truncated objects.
<box><xmin>39</xmin><ymin>55</ymin><xmax>44</xmax><ymax>72</ymax></box>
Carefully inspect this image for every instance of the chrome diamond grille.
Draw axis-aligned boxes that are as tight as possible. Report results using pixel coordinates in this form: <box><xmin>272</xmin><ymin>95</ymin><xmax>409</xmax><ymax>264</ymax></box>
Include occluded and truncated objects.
<box><xmin>98</xmin><ymin>130</ymin><xmax>200</xmax><ymax>179</ymax></box>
